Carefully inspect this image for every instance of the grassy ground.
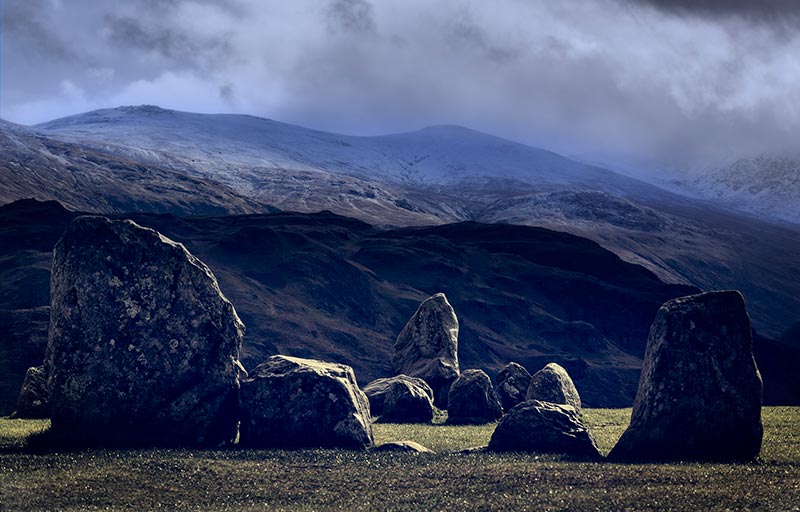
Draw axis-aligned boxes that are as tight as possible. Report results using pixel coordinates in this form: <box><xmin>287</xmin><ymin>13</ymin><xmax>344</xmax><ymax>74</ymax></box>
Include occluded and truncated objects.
<box><xmin>1</xmin><ymin>408</ymin><xmax>798</xmax><ymax>511</ymax></box>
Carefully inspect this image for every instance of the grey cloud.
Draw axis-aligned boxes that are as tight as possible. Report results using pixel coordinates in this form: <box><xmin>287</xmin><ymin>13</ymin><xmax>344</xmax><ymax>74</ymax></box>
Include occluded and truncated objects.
<box><xmin>326</xmin><ymin>0</ymin><xmax>376</xmax><ymax>34</ymax></box>
<box><xmin>3</xmin><ymin>0</ymin><xmax>798</xmax><ymax>171</ymax></box>
<box><xmin>103</xmin><ymin>15</ymin><xmax>234</xmax><ymax>73</ymax></box>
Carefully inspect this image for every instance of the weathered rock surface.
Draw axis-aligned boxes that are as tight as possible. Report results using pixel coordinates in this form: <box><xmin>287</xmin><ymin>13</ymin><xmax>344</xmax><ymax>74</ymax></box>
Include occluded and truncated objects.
<box><xmin>45</xmin><ymin>216</ymin><xmax>244</xmax><ymax>447</ymax></box>
<box><xmin>446</xmin><ymin>369</ymin><xmax>503</xmax><ymax>425</ymax></box>
<box><xmin>609</xmin><ymin>291</ymin><xmax>763</xmax><ymax>462</ymax></box>
<box><xmin>11</xmin><ymin>366</ymin><xmax>48</xmax><ymax>419</ymax></box>
<box><xmin>373</xmin><ymin>440</ymin><xmax>434</xmax><ymax>453</ymax></box>
<box><xmin>239</xmin><ymin>355</ymin><xmax>373</xmax><ymax>449</ymax></box>
<box><xmin>363</xmin><ymin>375</ymin><xmax>434</xmax><ymax>423</ymax></box>
<box><xmin>495</xmin><ymin>362</ymin><xmax>532</xmax><ymax>411</ymax></box>
<box><xmin>488</xmin><ymin>400</ymin><xmax>601</xmax><ymax>459</ymax></box>
<box><xmin>526</xmin><ymin>362</ymin><xmax>582</xmax><ymax>410</ymax></box>
<box><xmin>392</xmin><ymin>293</ymin><xmax>460</xmax><ymax>406</ymax></box>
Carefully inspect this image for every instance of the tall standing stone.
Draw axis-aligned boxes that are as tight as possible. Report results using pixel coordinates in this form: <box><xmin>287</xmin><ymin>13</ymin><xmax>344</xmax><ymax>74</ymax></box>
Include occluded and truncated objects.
<box><xmin>45</xmin><ymin>216</ymin><xmax>244</xmax><ymax>447</ymax></box>
<box><xmin>392</xmin><ymin>293</ymin><xmax>460</xmax><ymax>406</ymax></box>
<box><xmin>526</xmin><ymin>362</ymin><xmax>582</xmax><ymax>411</ymax></box>
<box><xmin>609</xmin><ymin>291</ymin><xmax>763</xmax><ymax>462</ymax></box>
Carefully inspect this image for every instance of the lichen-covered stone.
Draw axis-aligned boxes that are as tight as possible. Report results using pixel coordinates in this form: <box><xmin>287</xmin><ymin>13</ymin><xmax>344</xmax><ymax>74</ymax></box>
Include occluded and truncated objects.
<box><xmin>392</xmin><ymin>293</ymin><xmax>460</xmax><ymax>406</ymax></box>
<box><xmin>446</xmin><ymin>369</ymin><xmax>503</xmax><ymax>425</ymax></box>
<box><xmin>609</xmin><ymin>291</ymin><xmax>763</xmax><ymax>462</ymax></box>
<box><xmin>11</xmin><ymin>366</ymin><xmax>49</xmax><ymax>419</ymax></box>
<box><xmin>495</xmin><ymin>362</ymin><xmax>531</xmax><ymax>411</ymax></box>
<box><xmin>239</xmin><ymin>355</ymin><xmax>373</xmax><ymax>449</ymax></box>
<box><xmin>488</xmin><ymin>400</ymin><xmax>601</xmax><ymax>459</ymax></box>
<box><xmin>363</xmin><ymin>375</ymin><xmax>434</xmax><ymax>423</ymax></box>
<box><xmin>45</xmin><ymin>216</ymin><xmax>244</xmax><ymax>447</ymax></box>
<box><xmin>526</xmin><ymin>362</ymin><xmax>582</xmax><ymax>410</ymax></box>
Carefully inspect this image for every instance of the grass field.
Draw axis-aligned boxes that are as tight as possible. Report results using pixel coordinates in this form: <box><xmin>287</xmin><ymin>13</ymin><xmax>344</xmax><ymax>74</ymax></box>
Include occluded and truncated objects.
<box><xmin>1</xmin><ymin>408</ymin><xmax>798</xmax><ymax>511</ymax></box>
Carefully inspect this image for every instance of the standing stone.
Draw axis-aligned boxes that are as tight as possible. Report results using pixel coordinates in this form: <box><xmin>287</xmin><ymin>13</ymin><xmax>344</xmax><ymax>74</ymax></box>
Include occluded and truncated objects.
<box><xmin>363</xmin><ymin>375</ymin><xmax>434</xmax><ymax>423</ymax></box>
<box><xmin>392</xmin><ymin>293</ymin><xmax>460</xmax><ymax>407</ymax></box>
<box><xmin>609</xmin><ymin>291</ymin><xmax>763</xmax><ymax>462</ymax></box>
<box><xmin>239</xmin><ymin>355</ymin><xmax>373</xmax><ymax>449</ymax></box>
<box><xmin>11</xmin><ymin>366</ymin><xmax>49</xmax><ymax>419</ymax></box>
<box><xmin>495</xmin><ymin>362</ymin><xmax>532</xmax><ymax>411</ymax></box>
<box><xmin>526</xmin><ymin>362</ymin><xmax>582</xmax><ymax>410</ymax></box>
<box><xmin>45</xmin><ymin>216</ymin><xmax>244</xmax><ymax>447</ymax></box>
<box><xmin>446</xmin><ymin>369</ymin><xmax>503</xmax><ymax>424</ymax></box>
<box><xmin>488</xmin><ymin>400</ymin><xmax>601</xmax><ymax>459</ymax></box>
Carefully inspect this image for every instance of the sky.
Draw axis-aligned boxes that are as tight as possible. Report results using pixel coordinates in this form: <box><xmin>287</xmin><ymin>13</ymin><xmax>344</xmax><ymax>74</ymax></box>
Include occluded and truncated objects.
<box><xmin>2</xmin><ymin>0</ymin><xmax>799</xmax><ymax>171</ymax></box>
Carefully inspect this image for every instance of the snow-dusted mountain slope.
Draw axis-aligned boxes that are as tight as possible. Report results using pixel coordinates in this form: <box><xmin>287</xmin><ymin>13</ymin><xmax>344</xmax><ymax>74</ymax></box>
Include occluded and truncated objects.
<box><xmin>0</xmin><ymin>119</ymin><xmax>264</xmax><ymax>216</ymax></box>
<box><xmin>683</xmin><ymin>156</ymin><xmax>800</xmax><ymax>225</ymax></box>
<box><xmin>37</xmin><ymin>105</ymin><xmax>663</xmax><ymax>197</ymax></box>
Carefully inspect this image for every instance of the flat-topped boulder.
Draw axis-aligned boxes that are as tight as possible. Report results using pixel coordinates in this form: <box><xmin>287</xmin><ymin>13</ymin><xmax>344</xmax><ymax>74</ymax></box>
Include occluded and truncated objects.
<box><xmin>526</xmin><ymin>362</ymin><xmax>582</xmax><ymax>410</ymax></box>
<box><xmin>239</xmin><ymin>355</ymin><xmax>373</xmax><ymax>449</ymax></box>
<box><xmin>488</xmin><ymin>400</ymin><xmax>601</xmax><ymax>459</ymax></box>
<box><xmin>392</xmin><ymin>293</ymin><xmax>460</xmax><ymax>407</ymax></box>
<box><xmin>495</xmin><ymin>362</ymin><xmax>531</xmax><ymax>411</ymax></box>
<box><xmin>44</xmin><ymin>216</ymin><xmax>244</xmax><ymax>447</ymax></box>
<box><xmin>363</xmin><ymin>375</ymin><xmax>434</xmax><ymax>423</ymax></box>
<box><xmin>446</xmin><ymin>369</ymin><xmax>503</xmax><ymax>425</ymax></box>
<box><xmin>609</xmin><ymin>291</ymin><xmax>763</xmax><ymax>462</ymax></box>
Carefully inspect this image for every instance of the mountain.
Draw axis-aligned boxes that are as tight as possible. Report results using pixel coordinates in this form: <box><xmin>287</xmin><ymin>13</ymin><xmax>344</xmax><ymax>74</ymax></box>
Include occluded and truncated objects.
<box><xmin>678</xmin><ymin>156</ymin><xmax>800</xmax><ymax>226</ymax></box>
<box><xmin>0</xmin><ymin>117</ymin><xmax>268</xmax><ymax>216</ymax></box>
<box><xmin>25</xmin><ymin>106</ymin><xmax>800</xmax><ymax>341</ymax></box>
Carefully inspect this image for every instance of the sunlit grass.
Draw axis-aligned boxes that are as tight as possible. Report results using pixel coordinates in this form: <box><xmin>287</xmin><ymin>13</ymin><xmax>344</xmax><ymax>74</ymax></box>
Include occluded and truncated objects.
<box><xmin>1</xmin><ymin>408</ymin><xmax>798</xmax><ymax>511</ymax></box>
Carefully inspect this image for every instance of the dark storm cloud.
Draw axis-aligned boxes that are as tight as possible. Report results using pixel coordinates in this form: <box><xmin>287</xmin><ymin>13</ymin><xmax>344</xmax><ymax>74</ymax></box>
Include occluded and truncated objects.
<box><xmin>3</xmin><ymin>0</ymin><xmax>799</xmax><ymax>171</ymax></box>
<box><xmin>103</xmin><ymin>15</ymin><xmax>234</xmax><ymax>72</ymax></box>
<box><xmin>630</xmin><ymin>0</ymin><xmax>800</xmax><ymax>19</ymax></box>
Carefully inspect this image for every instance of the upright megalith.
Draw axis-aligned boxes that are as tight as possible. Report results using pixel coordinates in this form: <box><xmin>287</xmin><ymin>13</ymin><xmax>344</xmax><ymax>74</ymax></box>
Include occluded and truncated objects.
<box><xmin>447</xmin><ymin>369</ymin><xmax>503</xmax><ymax>425</ymax></box>
<box><xmin>392</xmin><ymin>293</ymin><xmax>460</xmax><ymax>406</ymax></box>
<box><xmin>239</xmin><ymin>355</ymin><xmax>373</xmax><ymax>449</ymax></box>
<box><xmin>11</xmin><ymin>366</ymin><xmax>49</xmax><ymax>419</ymax></box>
<box><xmin>45</xmin><ymin>216</ymin><xmax>244</xmax><ymax>447</ymax></box>
<box><xmin>495</xmin><ymin>362</ymin><xmax>531</xmax><ymax>411</ymax></box>
<box><xmin>526</xmin><ymin>362</ymin><xmax>582</xmax><ymax>411</ymax></box>
<box><xmin>609</xmin><ymin>291</ymin><xmax>763</xmax><ymax>462</ymax></box>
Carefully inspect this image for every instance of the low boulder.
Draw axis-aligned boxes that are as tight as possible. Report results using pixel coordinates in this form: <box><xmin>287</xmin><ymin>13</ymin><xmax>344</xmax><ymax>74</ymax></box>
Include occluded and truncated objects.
<box><xmin>526</xmin><ymin>362</ymin><xmax>581</xmax><ymax>410</ymax></box>
<box><xmin>239</xmin><ymin>355</ymin><xmax>373</xmax><ymax>449</ymax></box>
<box><xmin>363</xmin><ymin>375</ymin><xmax>434</xmax><ymax>423</ymax></box>
<box><xmin>488</xmin><ymin>400</ymin><xmax>601</xmax><ymax>459</ymax></box>
<box><xmin>609</xmin><ymin>291</ymin><xmax>763</xmax><ymax>462</ymax></box>
<box><xmin>446</xmin><ymin>369</ymin><xmax>503</xmax><ymax>425</ymax></box>
<box><xmin>374</xmin><ymin>440</ymin><xmax>434</xmax><ymax>453</ymax></box>
<box><xmin>45</xmin><ymin>216</ymin><xmax>244</xmax><ymax>447</ymax></box>
<box><xmin>11</xmin><ymin>366</ymin><xmax>48</xmax><ymax>419</ymax></box>
<box><xmin>392</xmin><ymin>293</ymin><xmax>460</xmax><ymax>407</ymax></box>
<box><xmin>495</xmin><ymin>362</ymin><xmax>531</xmax><ymax>411</ymax></box>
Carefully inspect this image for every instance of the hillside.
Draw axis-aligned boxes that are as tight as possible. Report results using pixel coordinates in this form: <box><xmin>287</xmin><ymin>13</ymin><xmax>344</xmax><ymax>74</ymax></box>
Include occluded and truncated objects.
<box><xmin>0</xmin><ymin>199</ymin><xmax>708</xmax><ymax>414</ymax></box>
